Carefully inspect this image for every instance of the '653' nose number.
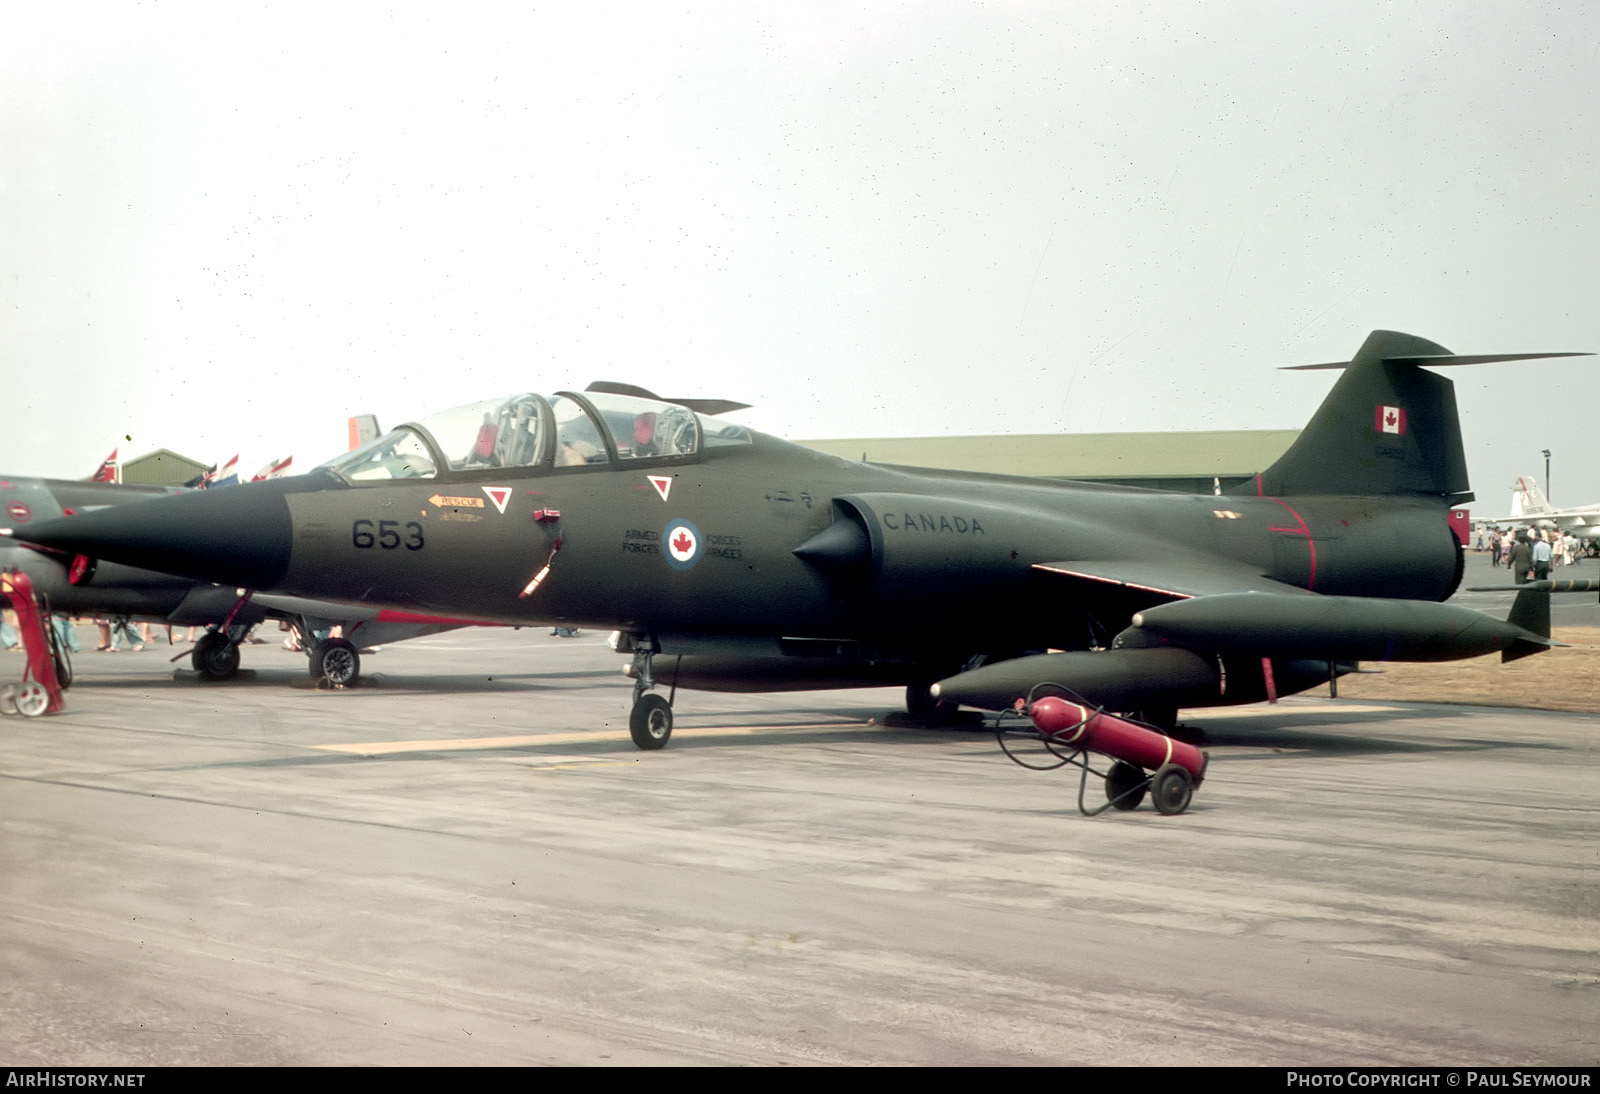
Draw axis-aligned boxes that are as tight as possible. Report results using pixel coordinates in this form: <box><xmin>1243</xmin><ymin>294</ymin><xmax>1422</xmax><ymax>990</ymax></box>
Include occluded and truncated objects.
<box><xmin>352</xmin><ymin>519</ymin><xmax>425</xmax><ymax>551</ymax></box>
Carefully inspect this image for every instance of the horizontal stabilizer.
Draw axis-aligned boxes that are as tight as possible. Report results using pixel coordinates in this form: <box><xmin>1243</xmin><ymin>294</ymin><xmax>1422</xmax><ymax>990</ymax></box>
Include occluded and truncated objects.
<box><xmin>1285</xmin><ymin>351</ymin><xmax>1592</xmax><ymax>371</ymax></box>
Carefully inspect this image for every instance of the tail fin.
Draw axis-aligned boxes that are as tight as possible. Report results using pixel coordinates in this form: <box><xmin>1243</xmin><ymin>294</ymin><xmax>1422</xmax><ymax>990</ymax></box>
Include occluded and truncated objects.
<box><xmin>1251</xmin><ymin>330</ymin><xmax>1587</xmax><ymax>500</ymax></box>
<box><xmin>89</xmin><ymin>448</ymin><xmax>119</xmax><ymax>484</ymax></box>
<box><xmin>348</xmin><ymin>414</ymin><xmax>381</xmax><ymax>450</ymax></box>
<box><xmin>1511</xmin><ymin>475</ymin><xmax>1551</xmax><ymax>518</ymax></box>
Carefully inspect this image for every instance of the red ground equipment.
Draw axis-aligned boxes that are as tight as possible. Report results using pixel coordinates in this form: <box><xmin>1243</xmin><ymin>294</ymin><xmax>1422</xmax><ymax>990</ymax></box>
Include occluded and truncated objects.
<box><xmin>998</xmin><ymin>695</ymin><xmax>1208</xmax><ymax>816</ymax></box>
<box><xmin>0</xmin><ymin>570</ymin><xmax>67</xmax><ymax>717</ymax></box>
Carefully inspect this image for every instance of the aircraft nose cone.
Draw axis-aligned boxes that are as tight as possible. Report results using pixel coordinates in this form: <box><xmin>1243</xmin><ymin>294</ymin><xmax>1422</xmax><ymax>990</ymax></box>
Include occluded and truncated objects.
<box><xmin>14</xmin><ymin>479</ymin><xmax>296</xmax><ymax>590</ymax></box>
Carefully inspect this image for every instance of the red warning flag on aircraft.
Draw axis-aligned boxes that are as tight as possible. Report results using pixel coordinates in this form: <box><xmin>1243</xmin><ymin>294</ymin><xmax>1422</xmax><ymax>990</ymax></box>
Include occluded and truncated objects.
<box><xmin>1376</xmin><ymin>405</ymin><xmax>1407</xmax><ymax>435</ymax></box>
<box><xmin>91</xmin><ymin>449</ymin><xmax>119</xmax><ymax>483</ymax></box>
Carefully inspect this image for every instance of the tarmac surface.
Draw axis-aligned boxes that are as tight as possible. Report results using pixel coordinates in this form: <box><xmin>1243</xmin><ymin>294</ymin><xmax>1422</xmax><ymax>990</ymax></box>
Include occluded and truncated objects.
<box><xmin>1</xmin><ymin>617</ymin><xmax>1597</xmax><ymax>1065</ymax></box>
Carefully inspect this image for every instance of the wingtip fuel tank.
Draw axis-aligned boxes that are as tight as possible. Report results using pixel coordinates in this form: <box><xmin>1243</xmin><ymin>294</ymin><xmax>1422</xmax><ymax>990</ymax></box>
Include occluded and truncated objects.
<box><xmin>1123</xmin><ymin>591</ymin><xmax>1552</xmax><ymax>662</ymax></box>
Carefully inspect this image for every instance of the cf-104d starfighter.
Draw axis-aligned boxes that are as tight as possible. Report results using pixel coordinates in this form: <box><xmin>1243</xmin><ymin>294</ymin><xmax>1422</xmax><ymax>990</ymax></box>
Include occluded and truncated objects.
<box><xmin>17</xmin><ymin>333</ymin><xmax>1587</xmax><ymax>775</ymax></box>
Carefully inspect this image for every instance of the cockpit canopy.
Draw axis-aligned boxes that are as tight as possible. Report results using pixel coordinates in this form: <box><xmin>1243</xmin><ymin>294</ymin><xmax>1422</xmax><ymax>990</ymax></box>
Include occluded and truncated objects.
<box><xmin>321</xmin><ymin>390</ymin><xmax>752</xmax><ymax>484</ymax></box>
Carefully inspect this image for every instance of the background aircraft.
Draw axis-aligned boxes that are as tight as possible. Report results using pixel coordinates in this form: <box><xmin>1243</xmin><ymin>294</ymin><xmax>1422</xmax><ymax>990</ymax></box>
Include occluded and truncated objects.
<box><xmin>1492</xmin><ymin>476</ymin><xmax>1600</xmax><ymax>538</ymax></box>
<box><xmin>0</xmin><ymin>476</ymin><xmax>468</xmax><ymax>687</ymax></box>
<box><xmin>16</xmin><ymin>331</ymin><xmax>1585</xmax><ymax>753</ymax></box>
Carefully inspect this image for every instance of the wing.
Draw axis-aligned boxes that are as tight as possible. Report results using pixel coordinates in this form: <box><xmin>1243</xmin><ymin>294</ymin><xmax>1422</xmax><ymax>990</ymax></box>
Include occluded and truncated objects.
<box><xmin>1031</xmin><ymin>556</ymin><xmax>1316</xmax><ymax>602</ymax></box>
<box><xmin>933</xmin><ymin>557</ymin><xmax>1551</xmax><ymax>712</ymax></box>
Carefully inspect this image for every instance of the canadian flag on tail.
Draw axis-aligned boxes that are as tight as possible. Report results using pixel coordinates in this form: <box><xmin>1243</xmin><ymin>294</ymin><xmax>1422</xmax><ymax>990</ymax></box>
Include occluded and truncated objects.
<box><xmin>91</xmin><ymin>449</ymin><xmax>119</xmax><ymax>483</ymax></box>
<box><xmin>1376</xmin><ymin>405</ymin><xmax>1407</xmax><ymax>435</ymax></box>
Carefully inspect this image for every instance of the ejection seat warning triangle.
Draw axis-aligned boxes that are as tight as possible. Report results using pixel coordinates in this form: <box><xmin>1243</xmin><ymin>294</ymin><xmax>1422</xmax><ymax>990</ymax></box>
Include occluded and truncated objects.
<box><xmin>649</xmin><ymin>476</ymin><xmax>673</xmax><ymax>502</ymax></box>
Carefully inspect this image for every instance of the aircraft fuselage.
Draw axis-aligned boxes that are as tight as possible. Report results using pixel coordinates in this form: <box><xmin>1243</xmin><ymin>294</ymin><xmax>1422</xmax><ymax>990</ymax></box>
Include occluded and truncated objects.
<box><xmin>256</xmin><ymin>435</ymin><xmax>1459</xmax><ymax>655</ymax></box>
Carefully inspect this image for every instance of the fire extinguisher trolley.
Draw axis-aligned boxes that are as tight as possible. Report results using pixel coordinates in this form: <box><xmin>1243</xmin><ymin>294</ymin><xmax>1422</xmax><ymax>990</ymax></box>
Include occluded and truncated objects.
<box><xmin>0</xmin><ymin>569</ymin><xmax>68</xmax><ymax>717</ymax></box>
<box><xmin>997</xmin><ymin>690</ymin><xmax>1208</xmax><ymax>816</ymax></box>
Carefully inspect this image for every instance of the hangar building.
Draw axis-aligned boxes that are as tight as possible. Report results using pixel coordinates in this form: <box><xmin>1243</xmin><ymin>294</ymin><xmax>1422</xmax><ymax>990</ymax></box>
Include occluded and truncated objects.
<box><xmin>801</xmin><ymin>429</ymin><xmax>1303</xmax><ymax>493</ymax></box>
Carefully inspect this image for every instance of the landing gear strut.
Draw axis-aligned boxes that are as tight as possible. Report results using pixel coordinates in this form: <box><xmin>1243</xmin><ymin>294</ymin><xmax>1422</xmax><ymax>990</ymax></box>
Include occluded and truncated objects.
<box><xmin>627</xmin><ymin>641</ymin><xmax>673</xmax><ymax>750</ymax></box>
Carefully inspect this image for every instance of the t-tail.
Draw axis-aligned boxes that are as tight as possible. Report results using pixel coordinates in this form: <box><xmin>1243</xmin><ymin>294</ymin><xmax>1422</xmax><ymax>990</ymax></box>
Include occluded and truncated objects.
<box><xmin>1248</xmin><ymin>330</ymin><xmax>1587</xmax><ymax>501</ymax></box>
<box><xmin>1510</xmin><ymin>475</ymin><xmax>1552</xmax><ymax>519</ymax></box>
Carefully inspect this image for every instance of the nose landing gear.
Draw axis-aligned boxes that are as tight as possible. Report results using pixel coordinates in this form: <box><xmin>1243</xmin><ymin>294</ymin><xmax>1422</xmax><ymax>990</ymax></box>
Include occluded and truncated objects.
<box><xmin>626</xmin><ymin>640</ymin><xmax>676</xmax><ymax>749</ymax></box>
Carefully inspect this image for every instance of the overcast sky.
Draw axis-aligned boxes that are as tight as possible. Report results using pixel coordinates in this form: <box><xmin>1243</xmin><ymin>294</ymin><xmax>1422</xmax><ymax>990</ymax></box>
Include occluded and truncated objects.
<box><xmin>3</xmin><ymin>2</ymin><xmax>1597</xmax><ymax>510</ymax></box>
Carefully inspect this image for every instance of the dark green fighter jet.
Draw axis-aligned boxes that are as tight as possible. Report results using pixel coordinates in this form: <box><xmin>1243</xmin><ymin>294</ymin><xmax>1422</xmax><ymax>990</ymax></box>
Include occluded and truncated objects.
<box><xmin>14</xmin><ymin>331</ymin><xmax>1586</xmax><ymax>751</ymax></box>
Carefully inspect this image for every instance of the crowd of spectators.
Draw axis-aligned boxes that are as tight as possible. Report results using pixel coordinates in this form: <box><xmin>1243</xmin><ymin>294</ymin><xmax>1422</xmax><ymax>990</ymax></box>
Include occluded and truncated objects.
<box><xmin>1476</xmin><ymin>524</ymin><xmax>1589</xmax><ymax>584</ymax></box>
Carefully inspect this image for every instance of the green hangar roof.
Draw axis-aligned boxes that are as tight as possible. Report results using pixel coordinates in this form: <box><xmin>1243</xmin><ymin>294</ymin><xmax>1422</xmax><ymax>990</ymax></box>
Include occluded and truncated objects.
<box><xmin>799</xmin><ymin>429</ymin><xmax>1303</xmax><ymax>492</ymax></box>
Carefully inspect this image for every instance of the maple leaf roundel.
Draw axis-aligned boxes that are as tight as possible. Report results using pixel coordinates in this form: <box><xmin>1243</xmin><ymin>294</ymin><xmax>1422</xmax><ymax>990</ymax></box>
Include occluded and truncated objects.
<box><xmin>662</xmin><ymin>518</ymin><xmax>703</xmax><ymax>571</ymax></box>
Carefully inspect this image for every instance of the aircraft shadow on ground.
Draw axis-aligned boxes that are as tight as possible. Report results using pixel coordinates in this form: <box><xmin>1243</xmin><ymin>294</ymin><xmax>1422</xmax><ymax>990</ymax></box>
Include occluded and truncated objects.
<box><xmin>62</xmin><ymin>673</ymin><xmax>1575</xmax><ymax>765</ymax></box>
<box><xmin>1173</xmin><ymin>706</ymin><xmax>1572</xmax><ymax>758</ymax></box>
<box><xmin>148</xmin><ymin>714</ymin><xmax>1573</xmax><ymax>773</ymax></box>
<box><xmin>62</xmin><ymin>667</ymin><xmax>627</xmax><ymax>694</ymax></box>
<box><xmin>266</xmin><ymin>721</ymin><xmax>1569</xmax><ymax>764</ymax></box>
<box><xmin>676</xmin><ymin>700</ymin><xmax>1575</xmax><ymax>761</ymax></box>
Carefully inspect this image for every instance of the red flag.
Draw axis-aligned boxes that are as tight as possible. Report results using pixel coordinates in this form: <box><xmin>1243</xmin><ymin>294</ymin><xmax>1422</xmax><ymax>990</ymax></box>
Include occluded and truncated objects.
<box><xmin>251</xmin><ymin>456</ymin><xmax>294</xmax><ymax>482</ymax></box>
<box><xmin>92</xmin><ymin>449</ymin><xmax>119</xmax><ymax>483</ymax></box>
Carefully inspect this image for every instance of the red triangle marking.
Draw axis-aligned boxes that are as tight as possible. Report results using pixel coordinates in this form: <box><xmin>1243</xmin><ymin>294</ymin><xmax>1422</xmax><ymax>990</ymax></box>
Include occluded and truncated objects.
<box><xmin>482</xmin><ymin>486</ymin><xmax>512</xmax><ymax>514</ymax></box>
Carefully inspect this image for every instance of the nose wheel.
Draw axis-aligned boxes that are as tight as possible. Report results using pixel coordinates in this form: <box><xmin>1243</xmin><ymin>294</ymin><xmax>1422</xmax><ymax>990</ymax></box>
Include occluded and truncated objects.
<box><xmin>630</xmin><ymin>691</ymin><xmax>673</xmax><ymax>749</ymax></box>
<box><xmin>627</xmin><ymin>642</ymin><xmax>674</xmax><ymax>749</ymax></box>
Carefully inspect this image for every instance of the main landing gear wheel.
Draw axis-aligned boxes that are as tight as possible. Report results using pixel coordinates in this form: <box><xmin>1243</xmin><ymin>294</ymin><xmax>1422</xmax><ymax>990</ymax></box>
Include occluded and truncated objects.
<box><xmin>192</xmin><ymin>632</ymin><xmax>241</xmax><ymax>680</ymax></box>
<box><xmin>0</xmin><ymin>684</ymin><xmax>17</xmax><ymax>715</ymax></box>
<box><xmin>1105</xmin><ymin>761</ymin><xmax>1148</xmax><ymax>811</ymax></box>
<box><xmin>15</xmin><ymin>682</ymin><xmax>49</xmax><ymax>717</ymax></box>
<box><xmin>1133</xmin><ymin>706</ymin><xmax>1178</xmax><ymax>732</ymax></box>
<box><xmin>309</xmin><ymin>638</ymin><xmax>360</xmax><ymax>686</ymax></box>
<box><xmin>1150</xmin><ymin>764</ymin><xmax>1195</xmax><ymax>816</ymax></box>
<box><xmin>630</xmin><ymin>692</ymin><xmax>673</xmax><ymax>750</ymax></box>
